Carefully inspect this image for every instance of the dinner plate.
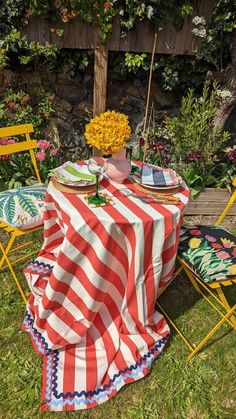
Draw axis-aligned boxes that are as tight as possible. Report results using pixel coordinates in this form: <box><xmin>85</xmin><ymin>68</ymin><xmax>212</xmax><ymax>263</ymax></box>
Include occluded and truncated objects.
<box><xmin>49</xmin><ymin>162</ymin><xmax>97</xmax><ymax>187</ymax></box>
<box><xmin>133</xmin><ymin>173</ymin><xmax>180</xmax><ymax>190</ymax></box>
<box><xmin>55</xmin><ymin>177</ymin><xmax>98</xmax><ymax>187</ymax></box>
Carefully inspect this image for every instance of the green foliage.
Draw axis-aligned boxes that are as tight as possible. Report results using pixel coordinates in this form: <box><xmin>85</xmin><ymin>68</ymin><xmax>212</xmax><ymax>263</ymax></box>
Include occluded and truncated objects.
<box><xmin>119</xmin><ymin>1</ymin><xmax>193</xmax><ymax>35</ymax></box>
<box><xmin>0</xmin><ymin>152</ymin><xmax>35</xmax><ymax>190</ymax></box>
<box><xmin>166</xmin><ymin>80</ymin><xmax>232</xmax><ymax>195</ymax></box>
<box><xmin>121</xmin><ymin>1</ymin><xmax>236</xmax><ymax>91</ymax></box>
<box><xmin>0</xmin><ymin>142</ymin><xmax>59</xmax><ymax>189</ymax></box>
<box><xmin>0</xmin><ymin>87</ymin><xmax>55</xmax><ymax>137</ymax></box>
<box><xmin>135</xmin><ymin>81</ymin><xmax>235</xmax><ymax>195</ymax></box>
<box><xmin>0</xmin><ymin>86</ymin><xmax>58</xmax><ymax>188</ymax></box>
<box><xmin>162</xmin><ymin>64</ymin><xmax>179</xmax><ymax>91</ymax></box>
<box><xmin>58</xmin><ymin>49</ymin><xmax>94</xmax><ymax>78</ymax></box>
<box><xmin>0</xmin><ymin>1</ymin><xmax>235</xmax><ymax>93</ymax></box>
<box><xmin>195</xmin><ymin>0</ymin><xmax>236</xmax><ymax>69</ymax></box>
<box><xmin>20</xmin><ymin>41</ymin><xmax>58</xmax><ymax>67</ymax></box>
<box><xmin>4</xmin><ymin>29</ymin><xmax>29</xmax><ymax>51</ymax></box>
<box><xmin>0</xmin><ymin>47</ymin><xmax>8</xmax><ymax>71</ymax></box>
<box><xmin>124</xmin><ymin>52</ymin><xmax>148</xmax><ymax>72</ymax></box>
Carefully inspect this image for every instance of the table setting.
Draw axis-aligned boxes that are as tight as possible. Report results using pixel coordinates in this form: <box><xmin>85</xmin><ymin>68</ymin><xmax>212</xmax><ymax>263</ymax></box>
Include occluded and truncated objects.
<box><xmin>22</xmin><ymin>111</ymin><xmax>189</xmax><ymax>412</ymax></box>
<box><xmin>48</xmin><ymin>156</ymin><xmax>182</xmax><ymax>202</ymax></box>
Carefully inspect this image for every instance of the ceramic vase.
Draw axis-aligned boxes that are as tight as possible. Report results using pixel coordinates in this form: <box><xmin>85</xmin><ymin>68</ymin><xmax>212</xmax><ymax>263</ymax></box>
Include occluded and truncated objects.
<box><xmin>106</xmin><ymin>149</ymin><xmax>132</xmax><ymax>183</ymax></box>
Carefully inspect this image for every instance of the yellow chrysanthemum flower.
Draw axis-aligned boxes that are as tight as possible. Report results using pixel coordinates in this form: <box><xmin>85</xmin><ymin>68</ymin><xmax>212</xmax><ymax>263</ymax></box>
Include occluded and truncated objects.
<box><xmin>84</xmin><ymin>110</ymin><xmax>131</xmax><ymax>155</ymax></box>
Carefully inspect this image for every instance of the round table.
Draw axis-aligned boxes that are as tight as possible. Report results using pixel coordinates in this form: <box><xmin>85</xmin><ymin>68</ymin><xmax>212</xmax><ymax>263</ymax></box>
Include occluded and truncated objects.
<box><xmin>22</xmin><ymin>166</ymin><xmax>189</xmax><ymax>412</ymax></box>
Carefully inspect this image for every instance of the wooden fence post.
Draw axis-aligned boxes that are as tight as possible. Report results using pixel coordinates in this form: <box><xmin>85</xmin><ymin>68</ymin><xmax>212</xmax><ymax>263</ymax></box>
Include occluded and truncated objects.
<box><xmin>93</xmin><ymin>45</ymin><xmax>108</xmax><ymax>155</ymax></box>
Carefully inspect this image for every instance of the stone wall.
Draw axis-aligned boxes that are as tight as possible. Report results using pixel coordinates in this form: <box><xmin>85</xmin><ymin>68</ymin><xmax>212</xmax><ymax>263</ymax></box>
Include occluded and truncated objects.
<box><xmin>14</xmin><ymin>68</ymin><xmax>178</xmax><ymax>160</ymax></box>
<box><xmin>225</xmin><ymin>106</ymin><xmax>236</xmax><ymax>147</ymax></box>
<box><xmin>2</xmin><ymin>67</ymin><xmax>235</xmax><ymax>160</ymax></box>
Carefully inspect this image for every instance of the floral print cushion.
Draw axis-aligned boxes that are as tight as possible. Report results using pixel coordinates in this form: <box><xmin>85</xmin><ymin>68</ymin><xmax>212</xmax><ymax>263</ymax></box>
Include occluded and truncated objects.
<box><xmin>178</xmin><ymin>225</ymin><xmax>236</xmax><ymax>283</ymax></box>
<box><xmin>0</xmin><ymin>184</ymin><xmax>46</xmax><ymax>229</ymax></box>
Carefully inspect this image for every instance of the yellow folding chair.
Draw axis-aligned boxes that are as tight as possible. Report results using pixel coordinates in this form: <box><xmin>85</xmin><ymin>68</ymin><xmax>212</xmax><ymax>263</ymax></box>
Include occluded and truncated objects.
<box><xmin>0</xmin><ymin>124</ymin><xmax>45</xmax><ymax>303</ymax></box>
<box><xmin>157</xmin><ymin>178</ymin><xmax>236</xmax><ymax>360</ymax></box>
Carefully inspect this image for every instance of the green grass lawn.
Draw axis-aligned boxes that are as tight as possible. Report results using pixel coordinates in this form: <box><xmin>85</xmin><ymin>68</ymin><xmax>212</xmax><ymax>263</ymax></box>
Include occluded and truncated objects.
<box><xmin>0</xmin><ymin>234</ymin><xmax>236</xmax><ymax>419</ymax></box>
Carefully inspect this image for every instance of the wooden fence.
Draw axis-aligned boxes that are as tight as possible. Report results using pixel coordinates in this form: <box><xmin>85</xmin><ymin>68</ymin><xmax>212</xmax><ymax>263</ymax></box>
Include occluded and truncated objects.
<box><xmin>25</xmin><ymin>0</ymin><xmax>214</xmax><ymax>55</ymax></box>
<box><xmin>23</xmin><ymin>0</ymin><xmax>214</xmax><ymax>117</ymax></box>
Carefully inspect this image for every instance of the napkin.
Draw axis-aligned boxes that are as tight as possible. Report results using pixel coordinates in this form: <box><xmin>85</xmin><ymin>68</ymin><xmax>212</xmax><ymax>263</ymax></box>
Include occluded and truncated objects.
<box><xmin>49</xmin><ymin>162</ymin><xmax>96</xmax><ymax>184</ymax></box>
<box><xmin>140</xmin><ymin>165</ymin><xmax>179</xmax><ymax>187</ymax></box>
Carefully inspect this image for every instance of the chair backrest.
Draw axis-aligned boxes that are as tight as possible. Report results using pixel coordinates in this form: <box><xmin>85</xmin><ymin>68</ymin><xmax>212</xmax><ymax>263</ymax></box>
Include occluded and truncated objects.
<box><xmin>215</xmin><ymin>177</ymin><xmax>236</xmax><ymax>225</ymax></box>
<box><xmin>0</xmin><ymin>123</ymin><xmax>41</xmax><ymax>183</ymax></box>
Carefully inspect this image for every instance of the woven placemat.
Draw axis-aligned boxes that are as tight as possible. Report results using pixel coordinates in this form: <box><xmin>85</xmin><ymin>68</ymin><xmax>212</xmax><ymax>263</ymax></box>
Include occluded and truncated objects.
<box><xmin>134</xmin><ymin>182</ymin><xmax>180</xmax><ymax>196</ymax></box>
<box><xmin>51</xmin><ymin>177</ymin><xmax>96</xmax><ymax>194</ymax></box>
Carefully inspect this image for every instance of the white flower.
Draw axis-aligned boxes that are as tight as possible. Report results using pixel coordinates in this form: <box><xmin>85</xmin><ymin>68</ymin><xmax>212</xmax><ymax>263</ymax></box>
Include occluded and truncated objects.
<box><xmin>192</xmin><ymin>27</ymin><xmax>207</xmax><ymax>38</ymax></box>
<box><xmin>216</xmin><ymin>89</ymin><xmax>232</xmax><ymax>99</ymax></box>
<box><xmin>192</xmin><ymin>16</ymin><xmax>206</xmax><ymax>26</ymax></box>
<box><xmin>146</xmin><ymin>5</ymin><xmax>154</xmax><ymax>19</ymax></box>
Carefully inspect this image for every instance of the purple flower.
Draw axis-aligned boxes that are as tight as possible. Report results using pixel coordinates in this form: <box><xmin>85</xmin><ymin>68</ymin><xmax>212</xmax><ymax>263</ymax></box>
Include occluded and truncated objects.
<box><xmin>205</xmin><ymin>235</ymin><xmax>216</xmax><ymax>242</ymax></box>
<box><xmin>186</xmin><ymin>150</ymin><xmax>204</xmax><ymax>162</ymax></box>
<box><xmin>139</xmin><ymin>137</ymin><xmax>145</xmax><ymax>147</ymax></box>
<box><xmin>227</xmin><ymin>149</ymin><xmax>236</xmax><ymax>164</ymax></box>
<box><xmin>152</xmin><ymin>140</ymin><xmax>165</xmax><ymax>150</ymax></box>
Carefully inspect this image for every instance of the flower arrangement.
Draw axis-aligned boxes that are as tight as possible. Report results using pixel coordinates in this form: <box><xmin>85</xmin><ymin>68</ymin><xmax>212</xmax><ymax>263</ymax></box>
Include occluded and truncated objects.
<box><xmin>84</xmin><ymin>110</ymin><xmax>131</xmax><ymax>156</ymax></box>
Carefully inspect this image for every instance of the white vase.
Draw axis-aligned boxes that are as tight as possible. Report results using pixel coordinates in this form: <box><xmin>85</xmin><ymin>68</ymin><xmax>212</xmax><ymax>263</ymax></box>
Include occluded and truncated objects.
<box><xmin>106</xmin><ymin>149</ymin><xmax>132</xmax><ymax>183</ymax></box>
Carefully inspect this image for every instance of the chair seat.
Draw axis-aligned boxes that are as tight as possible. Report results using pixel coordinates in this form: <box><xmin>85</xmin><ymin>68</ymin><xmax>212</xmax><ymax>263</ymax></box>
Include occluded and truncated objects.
<box><xmin>0</xmin><ymin>183</ymin><xmax>46</xmax><ymax>229</ymax></box>
<box><xmin>178</xmin><ymin>225</ymin><xmax>236</xmax><ymax>283</ymax></box>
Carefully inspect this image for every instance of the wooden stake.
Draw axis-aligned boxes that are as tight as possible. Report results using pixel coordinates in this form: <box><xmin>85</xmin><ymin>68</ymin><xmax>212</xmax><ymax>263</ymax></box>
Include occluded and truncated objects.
<box><xmin>143</xmin><ymin>32</ymin><xmax>157</xmax><ymax>162</ymax></box>
<box><xmin>93</xmin><ymin>44</ymin><xmax>108</xmax><ymax>156</ymax></box>
<box><xmin>147</xmin><ymin>102</ymin><xmax>154</xmax><ymax>134</ymax></box>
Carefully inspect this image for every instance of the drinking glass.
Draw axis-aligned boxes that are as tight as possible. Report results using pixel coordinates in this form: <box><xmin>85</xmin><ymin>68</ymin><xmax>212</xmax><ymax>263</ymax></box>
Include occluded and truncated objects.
<box><xmin>87</xmin><ymin>157</ymin><xmax>107</xmax><ymax>205</ymax></box>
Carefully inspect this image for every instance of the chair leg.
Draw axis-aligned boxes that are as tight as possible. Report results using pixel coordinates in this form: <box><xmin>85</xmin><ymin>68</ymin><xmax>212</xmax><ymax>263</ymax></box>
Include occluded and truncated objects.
<box><xmin>156</xmin><ymin>301</ymin><xmax>194</xmax><ymax>352</ymax></box>
<box><xmin>0</xmin><ymin>233</ymin><xmax>16</xmax><ymax>269</ymax></box>
<box><xmin>180</xmin><ymin>262</ymin><xmax>236</xmax><ymax>329</ymax></box>
<box><xmin>0</xmin><ymin>242</ymin><xmax>27</xmax><ymax>304</ymax></box>
<box><xmin>188</xmin><ymin>303</ymin><xmax>236</xmax><ymax>360</ymax></box>
<box><xmin>215</xmin><ymin>286</ymin><xmax>236</xmax><ymax>330</ymax></box>
<box><xmin>179</xmin><ymin>262</ymin><xmax>202</xmax><ymax>294</ymax></box>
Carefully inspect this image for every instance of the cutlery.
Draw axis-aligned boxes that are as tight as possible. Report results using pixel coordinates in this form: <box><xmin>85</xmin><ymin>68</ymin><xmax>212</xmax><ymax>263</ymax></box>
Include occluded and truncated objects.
<box><xmin>134</xmin><ymin>193</ymin><xmax>180</xmax><ymax>204</ymax></box>
<box><xmin>139</xmin><ymin>196</ymin><xmax>180</xmax><ymax>205</ymax></box>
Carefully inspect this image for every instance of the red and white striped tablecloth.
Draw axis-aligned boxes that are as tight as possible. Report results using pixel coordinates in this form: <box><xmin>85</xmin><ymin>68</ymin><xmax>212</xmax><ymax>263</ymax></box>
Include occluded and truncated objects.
<box><xmin>22</xmin><ymin>167</ymin><xmax>189</xmax><ymax>411</ymax></box>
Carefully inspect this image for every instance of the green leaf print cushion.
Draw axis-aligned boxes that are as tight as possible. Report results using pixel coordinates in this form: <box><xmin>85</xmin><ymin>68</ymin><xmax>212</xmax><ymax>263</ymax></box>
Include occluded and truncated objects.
<box><xmin>0</xmin><ymin>184</ymin><xmax>47</xmax><ymax>229</ymax></box>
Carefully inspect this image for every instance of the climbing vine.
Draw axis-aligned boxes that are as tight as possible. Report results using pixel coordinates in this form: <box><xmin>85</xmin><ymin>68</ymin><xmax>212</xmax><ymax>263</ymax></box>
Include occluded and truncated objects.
<box><xmin>0</xmin><ymin>1</ymin><xmax>235</xmax><ymax>91</ymax></box>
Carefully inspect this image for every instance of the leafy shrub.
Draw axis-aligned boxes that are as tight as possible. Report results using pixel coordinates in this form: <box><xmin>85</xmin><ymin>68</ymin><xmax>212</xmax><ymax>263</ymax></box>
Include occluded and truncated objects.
<box><xmin>0</xmin><ymin>87</ymin><xmax>54</xmax><ymax>137</ymax></box>
<box><xmin>0</xmin><ymin>86</ymin><xmax>58</xmax><ymax>189</ymax></box>
<box><xmin>165</xmin><ymin>80</ymin><xmax>232</xmax><ymax>194</ymax></box>
<box><xmin>135</xmin><ymin>81</ymin><xmax>235</xmax><ymax>195</ymax></box>
<box><xmin>0</xmin><ymin>137</ymin><xmax>59</xmax><ymax>190</ymax></box>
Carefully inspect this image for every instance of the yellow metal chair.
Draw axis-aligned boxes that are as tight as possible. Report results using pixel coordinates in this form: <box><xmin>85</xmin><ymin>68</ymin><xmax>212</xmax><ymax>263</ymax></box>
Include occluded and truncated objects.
<box><xmin>0</xmin><ymin>124</ymin><xmax>44</xmax><ymax>303</ymax></box>
<box><xmin>156</xmin><ymin>178</ymin><xmax>236</xmax><ymax>360</ymax></box>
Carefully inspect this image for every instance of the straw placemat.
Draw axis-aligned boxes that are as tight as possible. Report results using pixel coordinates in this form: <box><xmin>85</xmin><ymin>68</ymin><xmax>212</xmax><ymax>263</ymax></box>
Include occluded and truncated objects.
<box><xmin>134</xmin><ymin>182</ymin><xmax>180</xmax><ymax>196</ymax></box>
<box><xmin>51</xmin><ymin>177</ymin><xmax>96</xmax><ymax>194</ymax></box>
